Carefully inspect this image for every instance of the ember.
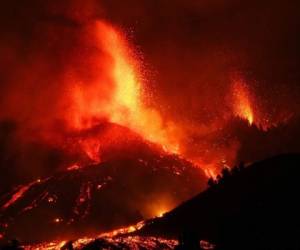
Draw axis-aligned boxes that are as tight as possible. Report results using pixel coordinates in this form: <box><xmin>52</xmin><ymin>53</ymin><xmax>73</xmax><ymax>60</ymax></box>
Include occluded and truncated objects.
<box><xmin>54</xmin><ymin>218</ymin><xmax>62</xmax><ymax>224</ymax></box>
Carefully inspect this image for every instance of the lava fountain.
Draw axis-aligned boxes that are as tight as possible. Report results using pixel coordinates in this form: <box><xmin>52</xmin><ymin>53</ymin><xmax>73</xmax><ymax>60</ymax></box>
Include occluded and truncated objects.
<box><xmin>231</xmin><ymin>76</ymin><xmax>254</xmax><ymax>126</ymax></box>
<box><xmin>46</xmin><ymin>21</ymin><xmax>181</xmax><ymax>165</ymax></box>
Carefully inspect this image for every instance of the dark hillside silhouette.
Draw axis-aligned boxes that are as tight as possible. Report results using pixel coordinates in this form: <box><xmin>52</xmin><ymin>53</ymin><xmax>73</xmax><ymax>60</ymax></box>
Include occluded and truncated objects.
<box><xmin>137</xmin><ymin>154</ymin><xmax>300</xmax><ymax>249</ymax></box>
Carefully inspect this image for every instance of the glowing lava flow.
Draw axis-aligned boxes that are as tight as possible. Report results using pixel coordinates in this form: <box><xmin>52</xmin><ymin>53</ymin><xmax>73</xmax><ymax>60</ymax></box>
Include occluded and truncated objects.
<box><xmin>24</xmin><ymin>236</ymin><xmax>178</xmax><ymax>250</ymax></box>
<box><xmin>1</xmin><ymin>179</ymin><xmax>41</xmax><ymax>210</ymax></box>
<box><xmin>22</xmin><ymin>220</ymin><xmax>180</xmax><ymax>250</ymax></box>
<box><xmin>23</xmin><ymin>221</ymin><xmax>147</xmax><ymax>250</ymax></box>
<box><xmin>98</xmin><ymin>221</ymin><xmax>146</xmax><ymax>238</ymax></box>
<box><xmin>23</xmin><ymin>221</ymin><xmax>215</xmax><ymax>250</ymax></box>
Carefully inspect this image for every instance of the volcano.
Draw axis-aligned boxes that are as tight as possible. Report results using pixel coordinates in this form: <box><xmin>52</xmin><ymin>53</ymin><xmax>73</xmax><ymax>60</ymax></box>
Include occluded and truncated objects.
<box><xmin>1</xmin><ymin>1</ymin><xmax>300</xmax><ymax>248</ymax></box>
<box><xmin>0</xmin><ymin>122</ymin><xmax>207</xmax><ymax>243</ymax></box>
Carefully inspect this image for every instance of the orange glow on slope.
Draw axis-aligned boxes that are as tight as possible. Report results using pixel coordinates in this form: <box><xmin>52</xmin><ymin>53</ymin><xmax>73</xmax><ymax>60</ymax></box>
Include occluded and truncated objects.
<box><xmin>152</xmin><ymin>202</ymin><xmax>172</xmax><ymax>218</ymax></box>
<box><xmin>156</xmin><ymin>210</ymin><xmax>167</xmax><ymax>218</ymax></box>
<box><xmin>231</xmin><ymin>77</ymin><xmax>254</xmax><ymax>125</ymax></box>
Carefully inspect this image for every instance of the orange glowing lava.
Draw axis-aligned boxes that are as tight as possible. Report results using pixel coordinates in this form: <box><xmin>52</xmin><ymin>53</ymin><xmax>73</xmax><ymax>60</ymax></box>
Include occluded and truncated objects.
<box><xmin>99</xmin><ymin>221</ymin><xmax>145</xmax><ymax>238</ymax></box>
<box><xmin>1</xmin><ymin>180</ymin><xmax>40</xmax><ymax>210</ymax></box>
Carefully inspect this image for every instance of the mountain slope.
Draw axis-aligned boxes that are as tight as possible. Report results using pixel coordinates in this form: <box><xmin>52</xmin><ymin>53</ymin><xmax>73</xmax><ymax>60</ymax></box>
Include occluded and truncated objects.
<box><xmin>0</xmin><ymin>138</ymin><xmax>207</xmax><ymax>243</ymax></box>
<box><xmin>137</xmin><ymin>154</ymin><xmax>300</xmax><ymax>249</ymax></box>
